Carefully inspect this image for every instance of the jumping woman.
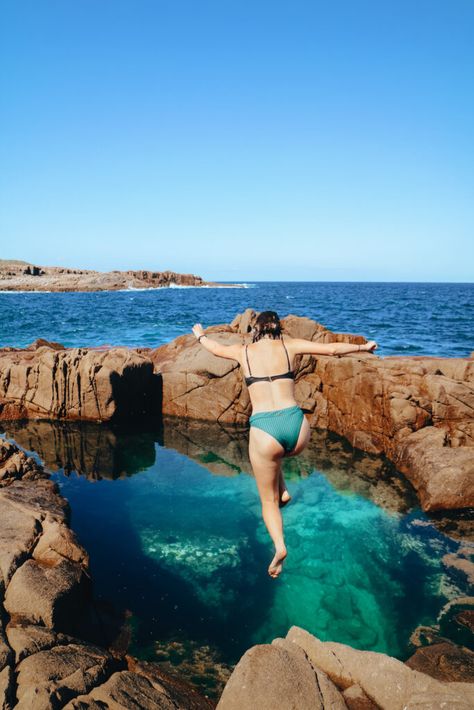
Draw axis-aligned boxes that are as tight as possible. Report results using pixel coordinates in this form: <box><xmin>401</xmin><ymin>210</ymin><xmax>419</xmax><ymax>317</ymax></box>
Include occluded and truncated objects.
<box><xmin>192</xmin><ymin>312</ymin><xmax>377</xmax><ymax>579</ymax></box>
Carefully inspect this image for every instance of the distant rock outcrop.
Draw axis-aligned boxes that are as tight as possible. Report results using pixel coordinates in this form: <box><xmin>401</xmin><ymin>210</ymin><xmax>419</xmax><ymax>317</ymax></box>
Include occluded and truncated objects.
<box><xmin>0</xmin><ymin>259</ymin><xmax>237</xmax><ymax>291</ymax></box>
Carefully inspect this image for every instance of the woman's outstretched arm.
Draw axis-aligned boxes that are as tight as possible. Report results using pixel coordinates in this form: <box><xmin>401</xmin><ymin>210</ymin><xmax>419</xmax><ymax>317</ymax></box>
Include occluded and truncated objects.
<box><xmin>192</xmin><ymin>323</ymin><xmax>241</xmax><ymax>361</ymax></box>
<box><xmin>288</xmin><ymin>337</ymin><xmax>377</xmax><ymax>356</ymax></box>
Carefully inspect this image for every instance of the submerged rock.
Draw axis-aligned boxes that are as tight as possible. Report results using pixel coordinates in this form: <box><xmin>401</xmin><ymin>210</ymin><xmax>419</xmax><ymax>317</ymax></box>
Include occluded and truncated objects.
<box><xmin>405</xmin><ymin>640</ymin><xmax>474</xmax><ymax>683</ymax></box>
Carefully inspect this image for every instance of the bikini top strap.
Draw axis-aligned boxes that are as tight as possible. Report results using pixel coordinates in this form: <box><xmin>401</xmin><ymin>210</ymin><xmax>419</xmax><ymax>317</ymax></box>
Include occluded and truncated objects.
<box><xmin>281</xmin><ymin>337</ymin><xmax>291</xmax><ymax>370</ymax></box>
<box><xmin>245</xmin><ymin>344</ymin><xmax>252</xmax><ymax>376</ymax></box>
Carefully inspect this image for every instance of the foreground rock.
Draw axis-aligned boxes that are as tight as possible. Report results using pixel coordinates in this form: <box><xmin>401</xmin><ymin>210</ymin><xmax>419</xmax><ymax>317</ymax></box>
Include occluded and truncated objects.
<box><xmin>0</xmin><ymin>441</ymin><xmax>212</xmax><ymax>708</ymax></box>
<box><xmin>217</xmin><ymin>626</ymin><xmax>474</xmax><ymax>710</ymax></box>
<box><xmin>0</xmin><ymin>259</ymin><xmax>236</xmax><ymax>291</ymax></box>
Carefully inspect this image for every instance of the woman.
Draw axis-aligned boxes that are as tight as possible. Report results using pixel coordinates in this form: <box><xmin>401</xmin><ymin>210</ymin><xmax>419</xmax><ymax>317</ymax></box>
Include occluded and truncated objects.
<box><xmin>192</xmin><ymin>311</ymin><xmax>377</xmax><ymax>579</ymax></box>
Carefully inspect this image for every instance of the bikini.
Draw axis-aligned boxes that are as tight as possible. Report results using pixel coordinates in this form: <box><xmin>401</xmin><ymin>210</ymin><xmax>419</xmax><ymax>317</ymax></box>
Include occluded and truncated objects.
<box><xmin>244</xmin><ymin>339</ymin><xmax>305</xmax><ymax>454</ymax></box>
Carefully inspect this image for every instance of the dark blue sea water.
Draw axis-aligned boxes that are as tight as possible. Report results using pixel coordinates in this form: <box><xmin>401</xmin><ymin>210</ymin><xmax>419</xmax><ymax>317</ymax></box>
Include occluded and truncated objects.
<box><xmin>1</xmin><ymin>281</ymin><xmax>473</xmax><ymax>357</ymax></box>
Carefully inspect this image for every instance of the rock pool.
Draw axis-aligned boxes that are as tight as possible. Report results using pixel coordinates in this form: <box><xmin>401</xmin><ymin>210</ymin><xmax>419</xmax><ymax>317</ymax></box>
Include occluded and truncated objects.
<box><xmin>2</xmin><ymin>418</ymin><xmax>472</xmax><ymax>697</ymax></box>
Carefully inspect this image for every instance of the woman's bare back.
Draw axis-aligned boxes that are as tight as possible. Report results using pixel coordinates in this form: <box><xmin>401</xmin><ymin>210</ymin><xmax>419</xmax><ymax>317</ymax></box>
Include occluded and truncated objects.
<box><xmin>238</xmin><ymin>337</ymin><xmax>298</xmax><ymax>414</ymax></box>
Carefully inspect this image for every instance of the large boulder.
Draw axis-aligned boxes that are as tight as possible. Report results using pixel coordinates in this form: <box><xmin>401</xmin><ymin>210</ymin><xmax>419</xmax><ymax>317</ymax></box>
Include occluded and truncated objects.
<box><xmin>285</xmin><ymin>626</ymin><xmax>474</xmax><ymax>709</ymax></box>
<box><xmin>4</xmin><ymin>559</ymin><xmax>89</xmax><ymax>633</ymax></box>
<box><xmin>217</xmin><ymin>626</ymin><xmax>474</xmax><ymax>709</ymax></box>
<box><xmin>14</xmin><ymin>642</ymin><xmax>116</xmax><ymax>709</ymax></box>
<box><xmin>0</xmin><ymin>345</ymin><xmax>160</xmax><ymax>421</ymax></box>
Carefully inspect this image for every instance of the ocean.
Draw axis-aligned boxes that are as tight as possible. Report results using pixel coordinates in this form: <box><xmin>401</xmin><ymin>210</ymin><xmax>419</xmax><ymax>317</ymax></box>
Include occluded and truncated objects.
<box><xmin>2</xmin><ymin>281</ymin><xmax>473</xmax><ymax>356</ymax></box>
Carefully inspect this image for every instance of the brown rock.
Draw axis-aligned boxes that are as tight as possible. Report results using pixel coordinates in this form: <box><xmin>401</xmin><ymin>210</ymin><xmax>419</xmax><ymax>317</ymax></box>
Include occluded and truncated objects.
<box><xmin>0</xmin><ymin>665</ymin><xmax>13</xmax><ymax>710</ymax></box>
<box><xmin>442</xmin><ymin>551</ymin><xmax>474</xmax><ymax>586</ymax></box>
<box><xmin>15</xmin><ymin>642</ymin><xmax>116</xmax><ymax>709</ymax></box>
<box><xmin>405</xmin><ymin>641</ymin><xmax>474</xmax><ymax>683</ymax></box>
<box><xmin>0</xmin><ymin>346</ymin><xmax>160</xmax><ymax>421</ymax></box>
<box><xmin>456</xmin><ymin>610</ymin><xmax>474</xmax><ymax>635</ymax></box>
<box><xmin>4</xmin><ymin>559</ymin><xmax>89</xmax><ymax>633</ymax></box>
<box><xmin>63</xmin><ymin>671</ymin><xmax>176</xmax><ymax>709</ymax></box>
<box><xmin>285</xmin><ymin>626</ymin><xmax>474</xmax><ymax>709</ymax></box>
<box><xmin>342</xmin><ymin>683</ymin><xmax>379</xmax><ymax>709</ymax></box>
<box><xmin>32</xmin><ymin>519</ymin><xmax>89</xmax><ymax>568</ymax></box>
<box><xmin>217</xmin><ymin>643</ymin><xmax>325</xmax><ymax>710</ymax></box>
<box><xmin>0</xmin><ymin>497</ymin><xmax>41</xmax><ymax>592</ymax></box>
<box><xmin>394</xmin><ymin>427</ymin><xmax>474</xmax><ymax>511</ymax></box>
<box><xmin>66</xmin><ymin>665</ymin><xmax>213</xmax><ymax>710</ymax></box>
<box><xmin>126</xmin><ymin>658</ymin><xmax>215</xmax><ymax>709</ymax></box>
<box><xmin>0</xmin><ymin>260</ymin><xmax>233</xmax><ymax>292</ymax></box>
<box><xmin>6</xmin><ymin>623</ymin><xmax>77</xmax><ymax>664</ymax></box>
<box><xmin>272</xmin><ymin>637</ymin><xmax>347</xmax><ymax>709</ymax></box>
<box><xmin>0</xmin><ymin>439</ymin><xmax>47</xmax><ymax>483</ymax></box>
<box><xmin>0</xmin><ymin>479</ymin><xmax>69</xmax><ymax>523</ymax></box>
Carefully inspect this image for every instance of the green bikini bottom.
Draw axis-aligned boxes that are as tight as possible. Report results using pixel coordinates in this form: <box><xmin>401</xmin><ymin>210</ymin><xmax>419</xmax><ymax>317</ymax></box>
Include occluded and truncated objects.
<box><xmin>249</xmin><ymin>405</ymin><xmax>305</xmax><ymax>453</ymax></box>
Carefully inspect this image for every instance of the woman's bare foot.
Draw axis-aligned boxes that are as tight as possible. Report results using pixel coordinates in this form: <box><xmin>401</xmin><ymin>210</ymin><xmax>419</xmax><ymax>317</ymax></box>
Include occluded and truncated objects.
<box><xmin>279</xmin><ymin>470</ymin><xmax>291</xmax><ymax>507</ymax></box>
<box><xmin>268</xmin><ymin>546</ymin><xmax>287</xmax><ymax>578</ymax></box>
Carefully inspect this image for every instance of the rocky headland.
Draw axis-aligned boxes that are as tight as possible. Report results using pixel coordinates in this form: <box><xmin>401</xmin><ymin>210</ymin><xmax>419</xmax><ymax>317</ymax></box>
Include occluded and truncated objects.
<box><xmin>0</xmin><ymin>259</ymin><xmax>238</xmax><ymax>291</ymax></box>
<box><xmin>0</xmin><ymin>309</ymin><xmax>473</xmax><ymax>706</ymax></box>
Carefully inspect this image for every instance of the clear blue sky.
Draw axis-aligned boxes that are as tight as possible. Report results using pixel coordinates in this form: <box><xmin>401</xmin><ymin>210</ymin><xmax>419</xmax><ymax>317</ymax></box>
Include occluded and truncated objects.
<box><xmin>1</xmin><ymin>1</ymin><xmax>473</xmax><ymax>282</ymax></box>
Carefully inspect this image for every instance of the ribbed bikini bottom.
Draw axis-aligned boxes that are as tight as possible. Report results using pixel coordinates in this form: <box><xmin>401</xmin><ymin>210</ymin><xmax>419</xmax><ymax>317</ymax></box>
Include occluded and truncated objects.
<box><xmin>249</xmin><ymin>405</ymin><xmax>305</xmax><ymax>453</ymax></box>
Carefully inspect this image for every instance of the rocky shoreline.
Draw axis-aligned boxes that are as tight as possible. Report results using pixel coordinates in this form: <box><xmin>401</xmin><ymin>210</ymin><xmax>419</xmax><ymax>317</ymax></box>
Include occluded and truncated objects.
<box><xmin>0</xmin><ymin>308</ymin><xmax>473</xmax><ymax>706</ymax></box>
<box><xmin>0</xmin><ymin>438</ymin><xmax>213</xmax><ymax>709</ymax></box>
<box><xmin>0</xmin><ymin>260</ymin><xmax>241</xmax><ymax>291</ymax></box>
<box><xmin>1</xmin><ymin>436</ymin><xmax>473</xmax><ymax>708</ymax></box>
<box><xmin>1</xmin><ymin>309</ymin><xmax>472</xmax><ymax>513</ymax></box>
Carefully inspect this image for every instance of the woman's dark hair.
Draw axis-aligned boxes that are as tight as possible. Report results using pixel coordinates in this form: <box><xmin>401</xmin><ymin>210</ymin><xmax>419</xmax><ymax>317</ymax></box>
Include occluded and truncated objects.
<box><xmin>252</xmin><ymin>311</ymin><xmax>282</xmax><ymax>342</ymax></box>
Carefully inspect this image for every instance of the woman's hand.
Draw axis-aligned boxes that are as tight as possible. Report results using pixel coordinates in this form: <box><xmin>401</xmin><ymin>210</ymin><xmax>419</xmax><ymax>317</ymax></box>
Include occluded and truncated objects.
<box><xmin>364</xmin><ymin>340</ymin><xmax>378</xmax><ymax>352</ymax></box>
<box><xmin>192</xmin><ymin>323</ymin><xmax>205</xmax><ymax>340</ymax></box>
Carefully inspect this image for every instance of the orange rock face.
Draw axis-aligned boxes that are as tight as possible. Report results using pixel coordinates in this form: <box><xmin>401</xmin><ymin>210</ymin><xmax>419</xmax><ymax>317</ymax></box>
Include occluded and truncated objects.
<box><xmin>0</xmin><ymin>342</ymin><xmax>160</xmax><ymax>421</ymax></box>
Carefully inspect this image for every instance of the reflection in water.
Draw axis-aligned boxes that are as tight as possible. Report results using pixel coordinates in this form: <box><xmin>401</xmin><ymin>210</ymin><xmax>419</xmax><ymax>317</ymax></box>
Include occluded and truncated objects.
<box><xmin>1</xmin><ymin>417</ymin><xmax>472</xmax><ymax>699</ymax></box>
<box><xmin>2</xmin><ymin>416</ymin><xmax>417</xmax><ymax>514</ymax></box>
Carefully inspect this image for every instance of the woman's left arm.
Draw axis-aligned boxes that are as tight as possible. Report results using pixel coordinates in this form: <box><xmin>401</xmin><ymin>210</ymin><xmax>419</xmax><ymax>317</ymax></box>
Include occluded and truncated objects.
<box><xmin>192</xmin><ymin>323</ymin><xmax>241</xmax><ymax>361</ymax></box>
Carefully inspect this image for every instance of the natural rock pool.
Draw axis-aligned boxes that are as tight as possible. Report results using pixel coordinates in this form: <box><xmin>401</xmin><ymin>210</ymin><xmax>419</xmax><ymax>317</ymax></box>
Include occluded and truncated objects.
<box><xmin>2</xmin><ymin>418</ymin><xmax>472</xmax><ymax>698</ymax></box>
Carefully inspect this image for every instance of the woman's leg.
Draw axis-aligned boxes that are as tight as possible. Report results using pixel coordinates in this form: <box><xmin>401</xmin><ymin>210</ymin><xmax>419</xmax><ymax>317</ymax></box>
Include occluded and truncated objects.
<box><xmin>249</xmin><ymin>427</ymin><xmax>288</xmax><ymax>578</ymax></box>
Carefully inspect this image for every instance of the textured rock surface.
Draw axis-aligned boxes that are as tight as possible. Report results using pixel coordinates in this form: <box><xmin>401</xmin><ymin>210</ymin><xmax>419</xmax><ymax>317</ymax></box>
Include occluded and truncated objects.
<box><xmin>405</xmin><ymin>641</ymin><xmax>474</xmax><ymax>683</ymax></box>
<box><xmin>216</xmin><ymin>643</ymin><xmax>328</xmax><ymax>710</ymax></box>
<box><xmin>218</xmin><ymin>625</ymin><xmax>474</xmax><ymax>709</ymax></box>
<box><xmin>0</xmin><ymin>344</ymin><xmax>161</xmax><ymax>421</ymax></box>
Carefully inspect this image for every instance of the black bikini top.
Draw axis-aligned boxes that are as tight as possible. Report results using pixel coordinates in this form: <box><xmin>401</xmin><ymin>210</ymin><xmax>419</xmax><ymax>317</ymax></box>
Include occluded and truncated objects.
<box><xmin>244</xmin><ymin>338</ymin><xmax>295</xmax><ymax>387</ymax></box>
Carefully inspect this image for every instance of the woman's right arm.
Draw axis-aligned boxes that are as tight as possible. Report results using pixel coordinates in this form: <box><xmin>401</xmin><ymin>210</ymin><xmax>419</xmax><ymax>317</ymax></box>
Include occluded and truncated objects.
<box><xmin>289</xmin><ymin>338</ymin><xmax>377</xmax><ymax>356</ymax></box>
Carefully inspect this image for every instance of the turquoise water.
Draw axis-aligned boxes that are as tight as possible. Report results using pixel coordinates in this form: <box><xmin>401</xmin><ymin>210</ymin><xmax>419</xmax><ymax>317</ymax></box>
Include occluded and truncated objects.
<box><xmin>1</xmin><ymin>281</ymin><xmax>473</xmax><ymax>356</ymax></box>
<box><xmin>1</xmin><ymin>418</ymin><xmax>471</xmax><ymax>696</ymax></box>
